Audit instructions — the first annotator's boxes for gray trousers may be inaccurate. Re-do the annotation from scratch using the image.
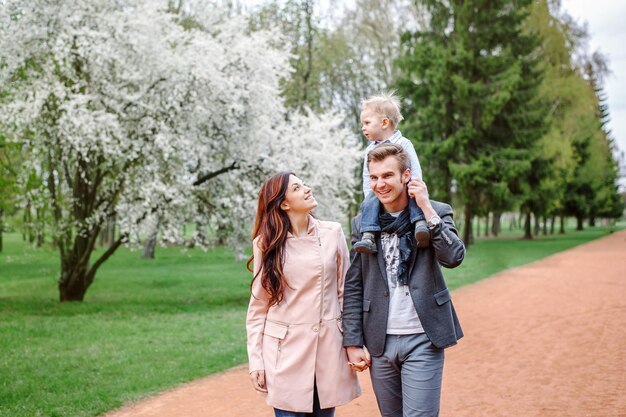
[370,333,444,417]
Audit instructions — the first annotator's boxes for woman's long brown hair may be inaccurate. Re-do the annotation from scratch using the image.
[246,172,293,306]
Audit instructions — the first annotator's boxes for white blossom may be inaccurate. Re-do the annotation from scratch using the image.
[0,0,360,262]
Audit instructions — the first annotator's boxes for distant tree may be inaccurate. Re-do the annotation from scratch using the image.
[546,10,625,230]
[516,0,587,238]
[584,68,624,224]
[263,0,322,111]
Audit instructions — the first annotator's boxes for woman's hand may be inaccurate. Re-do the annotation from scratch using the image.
[250,370,267,392]
[346,346,371,372]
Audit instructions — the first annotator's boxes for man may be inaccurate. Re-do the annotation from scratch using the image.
[343,143,465,417]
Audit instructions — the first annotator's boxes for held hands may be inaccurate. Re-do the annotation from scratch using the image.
[347,346,371,372]
[249,370,267,393]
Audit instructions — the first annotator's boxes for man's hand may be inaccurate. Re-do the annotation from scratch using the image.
[249,370,267,392]
[346,346,371,372]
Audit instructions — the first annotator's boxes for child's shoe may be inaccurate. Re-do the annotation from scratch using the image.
[414,220,430,247]
[353,232,377,254]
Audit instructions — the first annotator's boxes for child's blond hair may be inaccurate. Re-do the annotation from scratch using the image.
[361,91,404,129]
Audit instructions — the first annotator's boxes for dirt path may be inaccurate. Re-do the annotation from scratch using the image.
[103,230,626,417]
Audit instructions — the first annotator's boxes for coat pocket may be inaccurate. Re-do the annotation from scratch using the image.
[434,288,451,306]
[264,321,288,339]
[264,321,288,369]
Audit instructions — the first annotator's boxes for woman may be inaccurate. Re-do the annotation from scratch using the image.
[246,172,361,417]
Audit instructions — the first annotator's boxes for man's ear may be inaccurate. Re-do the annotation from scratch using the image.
[402,168,411,184]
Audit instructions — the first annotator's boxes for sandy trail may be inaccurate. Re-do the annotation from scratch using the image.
[103,230,626,417]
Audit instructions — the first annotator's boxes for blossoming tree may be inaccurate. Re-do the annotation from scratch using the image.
[0,0,359,301]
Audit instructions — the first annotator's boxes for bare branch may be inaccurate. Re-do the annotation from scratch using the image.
[192,161,240,186]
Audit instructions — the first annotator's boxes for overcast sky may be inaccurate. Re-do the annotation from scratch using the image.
[561,0,626,165]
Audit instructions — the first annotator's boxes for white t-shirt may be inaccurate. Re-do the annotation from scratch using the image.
[380,212,424,335]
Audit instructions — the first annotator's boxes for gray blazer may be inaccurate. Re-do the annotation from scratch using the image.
[342,201,465,356]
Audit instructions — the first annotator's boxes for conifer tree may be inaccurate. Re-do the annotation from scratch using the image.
[396,0,548,243]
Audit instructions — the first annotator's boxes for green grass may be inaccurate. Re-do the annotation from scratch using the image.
[0,235,251,417]
[0,221,622,417]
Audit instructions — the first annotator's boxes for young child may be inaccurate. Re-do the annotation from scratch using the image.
[353,92,430,254]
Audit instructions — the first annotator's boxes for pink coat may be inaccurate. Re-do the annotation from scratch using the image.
[246,217,361,412]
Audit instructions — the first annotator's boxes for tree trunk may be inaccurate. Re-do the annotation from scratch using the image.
[142,216,160,259]
[589,214,596,227]
[59,262,89,302]
[533,213,540,236]
[443,172,452,206]
[142,235,157,259]
[523,210,532,240]
[36,229,44,247]
[301,0,314,105]
[484,213,489,237]
[491,212,501,237]
[559,214,565,234]
[36,207,45,247]
[99,214,116,247]
[576,215,584,231]
[216,223,228,246]
[58,231,94,302]
[542,215,548,236]
[194,221,207,246]
[107,214,116,246]
[99,223,107,247]
[58,229,125,302]
[25,203,35,244]
[463,206,473,245]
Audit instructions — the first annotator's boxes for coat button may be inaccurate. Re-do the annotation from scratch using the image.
[383,291,389,297]
[312,327,319,332]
